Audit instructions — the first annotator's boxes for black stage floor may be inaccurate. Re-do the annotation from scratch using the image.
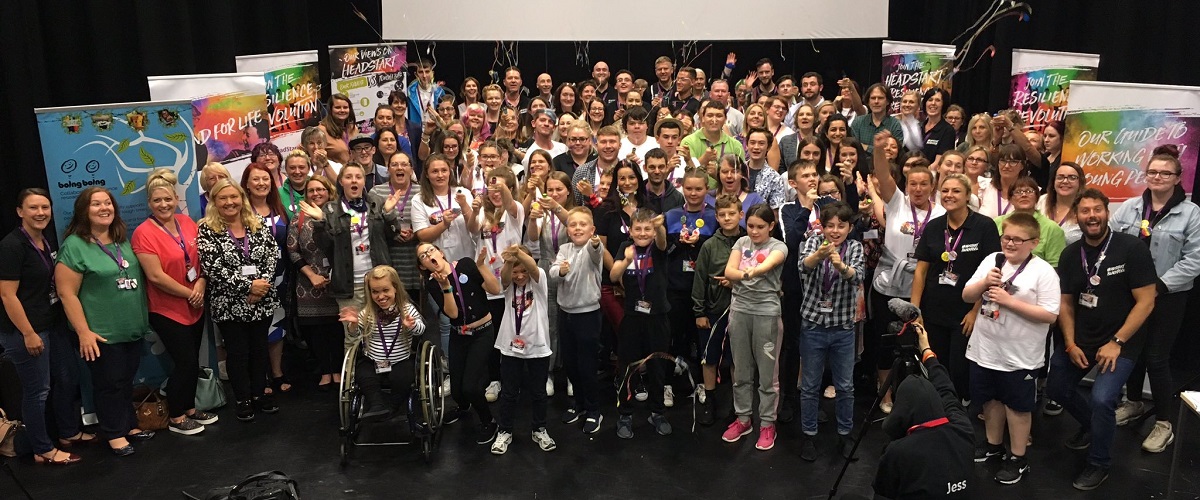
[4,366,1199,500]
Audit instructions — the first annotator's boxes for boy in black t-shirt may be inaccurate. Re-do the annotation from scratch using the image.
[608,209,671,439]
[1045,189,1157,491]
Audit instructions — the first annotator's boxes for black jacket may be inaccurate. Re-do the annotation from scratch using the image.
[874,357,974,500]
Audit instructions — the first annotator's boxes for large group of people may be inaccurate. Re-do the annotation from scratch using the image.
[1,53,1195,497]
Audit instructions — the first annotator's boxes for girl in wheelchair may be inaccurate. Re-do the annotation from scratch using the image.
[342,265,426,420]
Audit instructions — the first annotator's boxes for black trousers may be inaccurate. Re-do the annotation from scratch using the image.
[560,309,602,414]
[219,318,271,402]
[925,320,971,400]
[302,319,344,376]
[150,313,204,418]
[498,355,550,432]
[781,290,804,397]
[487,298,505,382]
[1126,291,1187,422]
[356,356,415,412]
[618,313,670,415]
[449,327,495,424]
[86,339,143,441]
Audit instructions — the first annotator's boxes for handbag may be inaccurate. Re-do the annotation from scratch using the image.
[0,407,20,457]
[134,389,170,431]
[195,367,227,411]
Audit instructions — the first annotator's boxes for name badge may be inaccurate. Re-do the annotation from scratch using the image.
[817,299,834,313]
[322,258,330,268]
[117,278,139,290]
[350,215,362,226]
[374,359,392,374]
[635,300,652,314]
[938,271,958,287]
[241,265,258,276]
[510,336,526,354]
[49,291,60,305]
[980,301,1001,322]
[1079,293,1099,309]
[682,260,696,272]
[186,267,198,282]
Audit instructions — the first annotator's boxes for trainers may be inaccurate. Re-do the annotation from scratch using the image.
[546,376,555,397]
[476,421,498,445]
[698,398,714,426]
[839,434,857,460]
[236,400,255,422]
[1065,430,1091,450]
[256,393,279,414]
[583,414,603,434]
[532,428,557,451]
[168,417,205,435]
[648,413,672,436]
[1072,464,1109,491]
[799,434,818,462]
[616,415,634,439]
[1142,421,1174,453]
[635,389,648,402]
[974,442,1004,463]
[561,407,582,425]
[1043,399,1063,416]
[1115,400,1150,426]
[567,380,574,397]
[755,425,777,451]
[485,381,501,403]
[995,454,1029,484]
[663,385,674,408]
[490,431,512,455]
[189,410,218,425]
[722,419,753,442]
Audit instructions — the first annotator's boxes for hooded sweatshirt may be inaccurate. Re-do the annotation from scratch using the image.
[874,358,974,500]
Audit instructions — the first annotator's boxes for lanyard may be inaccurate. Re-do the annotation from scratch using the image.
[512,283,527,335]
[996,191,1011,216]
[1142,201,1168,237]
[909,203,932,242]
[151,216,191,268]
[446,263,470,328]
[390,183,413,218]
[93,238,129,277]
[1002,253,1034,288]
[548,214,561,252]
[1080,231,1113,291]
[1056,209,1070,226]
[228,228,251,261]
[485,217,500,254]
[943,226,965,269]
[634,245,650,297]
[283,183,303,213]
[434,191,453,214]
[821,241,848,296]
[342,200,367,235]
[20,227,54,275]
[377,313,405,359]
[907,417,949,435]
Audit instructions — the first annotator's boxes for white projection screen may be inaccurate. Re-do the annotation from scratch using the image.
[382,0,889,41]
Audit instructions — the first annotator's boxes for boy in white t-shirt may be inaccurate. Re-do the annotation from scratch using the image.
[962,212,1060,485]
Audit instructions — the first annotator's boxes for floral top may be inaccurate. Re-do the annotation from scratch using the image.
[286,214,339,319]
[198,218,280,323]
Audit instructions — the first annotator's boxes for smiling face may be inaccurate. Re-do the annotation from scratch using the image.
[899,93,918,115]
[149,186,178,221]
[17,194,52,232]
[939,154,964,176]
[534,114,555,137]
[331,98,351,121]
[1076,196,1108,240]
[616,166,639,195]
[616,73,633,94]
[352,141,375,165]
[257,150,279,173]
[1054,165,1080,198]
[966,150,989,178]
[747,132,769,160]
[924,92,943,117]
[597,134,620,162]
[939,178,969,212]
[768,100,787,122]
[536,73,553,94]
[596,174,612,200]
[905,171,933,206]
[745,105,765,128]
[645,157,669,185]
[882,138,899,160]
[655,61,674,84]
[588,100,606,123]
[825,119,847,145]
[567,128,590,156]
[1146,158,1180,195]
[285,156,310,187]
[593,62,610,85]
[484,89,503,111]
[823,216,850,245]
[247,168,273,199]
[464,79,478,100]
[838,145,858,168]
[580,84,596,103]
[305,179,330,206]
[1000,224,1038,262]
[374,108,395,130]
[368,275,397,310]
[528,154,550,179]
[388,153,412,186]
[559,86,576,109]
[215,185,243,220]
[702,107,725,134]
[566,211,594,245]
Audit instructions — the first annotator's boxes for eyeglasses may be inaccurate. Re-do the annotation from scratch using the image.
[567,137,589,143]
[1146,170,1179,179]
[818,191,839,197]
[418,248,437,260]
[480,154,501,160]
[966,157,987,163]
[1001,235,1036,245]
[305,187,328,195]
[1055,174,1080,182]
[998,159,1023,166]
[352,146,373,153]
[1012,188,1037,196]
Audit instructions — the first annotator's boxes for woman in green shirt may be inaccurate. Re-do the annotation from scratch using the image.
[994,176,1067,267]
[55,187,152,457]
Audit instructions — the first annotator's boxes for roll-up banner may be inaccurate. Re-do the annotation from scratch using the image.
[328,42,407,135]
[1010,49,1100,132]
[235,50,323,153]
[881,41,956,115]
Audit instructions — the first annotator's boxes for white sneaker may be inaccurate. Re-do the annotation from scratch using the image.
[485,381,501,403]
[567,380,574,397]
[441,376,451,397]
[1115,400,1150,426]
[1142,421,1174,453]
[696,386,707,404]
[490,431,512,455]
[546,376,555,397]
[663,385,674,408]
[635,389,648,402]
[532,428,557,451]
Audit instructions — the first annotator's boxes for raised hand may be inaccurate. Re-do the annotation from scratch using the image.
[297,200,324,220]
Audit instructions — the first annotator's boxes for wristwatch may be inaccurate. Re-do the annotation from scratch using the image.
[1111,336,1126,347]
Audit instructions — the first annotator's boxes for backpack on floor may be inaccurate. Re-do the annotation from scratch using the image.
[194,471,300,500]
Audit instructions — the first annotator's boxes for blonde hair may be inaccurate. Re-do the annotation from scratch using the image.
[146,168,178,200]
[285,148,311,165]
[482,166,517,227]
[358,265,412,341]
[199,162,231,195]
[565,206,593,224]
[938,172,974,194]
[201,179,262,232]
[306,175,339,204]
[964,113,994,150]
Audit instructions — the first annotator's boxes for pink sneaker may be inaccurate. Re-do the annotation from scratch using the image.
[722,419,753,442]
[755,425,777,450]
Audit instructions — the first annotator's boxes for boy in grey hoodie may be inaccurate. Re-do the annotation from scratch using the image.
[550,207,606,434]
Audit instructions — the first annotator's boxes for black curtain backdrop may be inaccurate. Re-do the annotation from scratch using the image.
[2,0,1198,230]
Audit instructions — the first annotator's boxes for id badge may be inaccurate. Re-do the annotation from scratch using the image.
[938,271,958,286]
[350,215,362,226]
[48,290,59,305]
[636,300,652,314]
[682,260,696,272]
[127,278,138,290]
[980,301,1000,321]
[241,265,258,276]
[117,278,127,290]
[510,337,527,355]
[186,267,198,282]
[906,252,915,260]
[374,359,392,374]
[322,258,330,268]
[1079,293,1099,309]
[817,300,834,313]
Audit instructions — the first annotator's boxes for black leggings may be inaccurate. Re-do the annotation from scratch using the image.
[449,327,495,424]
[150,313,203,418]
[924,320,970,399]
[356,356,415,412]
[303,319,344,376]
[1126,291,1187,422]
[868,289,906,371]
[487,298,505,382]
[219,318,271,402]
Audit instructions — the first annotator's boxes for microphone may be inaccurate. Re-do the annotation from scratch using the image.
[887,298,921,323]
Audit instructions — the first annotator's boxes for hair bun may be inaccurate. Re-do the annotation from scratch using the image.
[1152,144,1181,159]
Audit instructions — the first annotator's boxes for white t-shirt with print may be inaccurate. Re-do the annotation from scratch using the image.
[965,252,1061,371]
[494,268,551,359]
[410,187,476,264]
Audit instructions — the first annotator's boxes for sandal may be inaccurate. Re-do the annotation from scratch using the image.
[272,376,293,393]
[58,432,97,447]
[34,449,81,465]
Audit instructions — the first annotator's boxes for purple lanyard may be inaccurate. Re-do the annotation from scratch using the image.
[19,227,53,275]
[434,191,453,214]
[996,191,1011,216]
[93,238,128,276]
[1080,231,1113,291]
[821,241,847,296]
[549,215,561,252]
[703,139,727,160]
[390,183,413,218]
[943,226,965,270]
[512,284,527,335]
[376,314,405,359]
[634,245,650,297]
[1003,254,1034,289]
[909,203,932,242]
[446,263,470,328]
[619,211,630,235]
[342,201,367,235]
[151,216,191,268]
[227,228,251,261]
[1056,210,1070,226]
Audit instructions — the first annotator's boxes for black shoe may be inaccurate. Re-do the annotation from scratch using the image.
[1072,464,1109,491]
[817,409,829,424]
[257,393,279,414]
[974,442,1004,462]
[839,434,857,461]
[126,430,155,442]
[648,413,672,436]
[110,444,136,457]
[799,435,818,462]
[1043,399,1063,416]
[616,415,634,439]
[778,394,796,423]
[1065,430,1091,450]
[236,400,255,422]
[561,407,582,425]
[995,454,1029,484]
[697,398,714,426]
[476,421,498,445]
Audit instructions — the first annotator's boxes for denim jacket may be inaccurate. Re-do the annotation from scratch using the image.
[1110,196,1200,293]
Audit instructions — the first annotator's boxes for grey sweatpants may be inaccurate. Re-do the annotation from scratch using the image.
[728,309,783,424]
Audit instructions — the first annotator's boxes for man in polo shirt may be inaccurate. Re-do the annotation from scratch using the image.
[708,80,744,139]
[522,109,566,168]
[681,102,745,171]
[1047,188,1157,491]
[571,125,622,206]
[850,83,905,154]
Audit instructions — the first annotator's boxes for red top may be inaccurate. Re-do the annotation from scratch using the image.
[132,214,203,325]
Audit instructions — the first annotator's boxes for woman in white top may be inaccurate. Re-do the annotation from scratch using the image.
[765,96,795,143]
[869,131,945,412]
[978,144,1025,218]
[894,91,923,153]
[1037,161,1085,245]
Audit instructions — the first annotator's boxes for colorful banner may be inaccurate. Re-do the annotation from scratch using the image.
[236,51,323,153]
[1062,81,1200,202]
[328,42,407,135]
[881,41,956,115]
[1010,49,1100,132]
[147,73,268,182]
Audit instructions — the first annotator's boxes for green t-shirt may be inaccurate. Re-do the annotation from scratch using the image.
[994,211,1067,267]
[57,234,150,343]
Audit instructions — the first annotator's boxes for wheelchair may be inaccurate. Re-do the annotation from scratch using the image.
[338,337,447,465]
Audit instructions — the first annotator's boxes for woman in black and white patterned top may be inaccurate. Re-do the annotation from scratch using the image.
[197,180,280,422]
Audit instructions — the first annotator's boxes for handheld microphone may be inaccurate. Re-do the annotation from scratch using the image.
[887,298,921,323]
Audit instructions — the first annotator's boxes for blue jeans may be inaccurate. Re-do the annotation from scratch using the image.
[800,320,856,435]
[0,324,82,454]
[1045,348,1135,468]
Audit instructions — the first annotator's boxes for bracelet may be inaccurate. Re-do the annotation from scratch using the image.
[921,350,936,362]
[442,288,453,293]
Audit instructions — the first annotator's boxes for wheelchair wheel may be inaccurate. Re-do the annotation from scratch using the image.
[416,340,447,462]
[339,339,363,466]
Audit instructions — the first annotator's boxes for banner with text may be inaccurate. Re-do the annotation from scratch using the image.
[328,42,407,135]
[148,73,268,183]
[1062,81,1200,202]
[236,51,323,153]
[1010,49,1100,132]
[881,41,955,115]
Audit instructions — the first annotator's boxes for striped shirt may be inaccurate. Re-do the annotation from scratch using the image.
[364,302,425,364]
